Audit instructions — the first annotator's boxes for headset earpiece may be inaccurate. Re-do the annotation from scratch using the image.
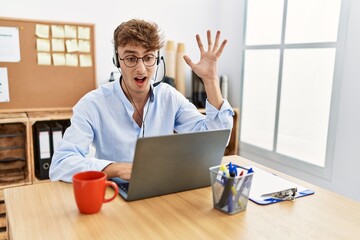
[113,46,120,68]
[158,56,164,65]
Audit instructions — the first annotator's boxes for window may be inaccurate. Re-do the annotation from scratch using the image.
[239,0,347,177]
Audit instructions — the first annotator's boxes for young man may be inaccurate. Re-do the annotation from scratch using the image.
[49,19,234,182]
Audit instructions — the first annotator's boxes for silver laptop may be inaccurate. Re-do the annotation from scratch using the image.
[110,129,231,201]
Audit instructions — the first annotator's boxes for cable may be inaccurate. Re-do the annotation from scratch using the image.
[119,73,151,138]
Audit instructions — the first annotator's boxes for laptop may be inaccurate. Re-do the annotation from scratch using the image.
[110,129,231,201]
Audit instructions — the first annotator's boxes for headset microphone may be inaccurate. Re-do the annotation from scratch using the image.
[153,56,166,87]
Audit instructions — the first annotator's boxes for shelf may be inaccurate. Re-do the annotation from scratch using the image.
[27,109,73,184]
[0,115,31,190]
[27,110,73,122]
[0,109,73,188]
[0,113,27,124]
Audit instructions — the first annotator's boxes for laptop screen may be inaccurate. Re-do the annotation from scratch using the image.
[112,129,231,201]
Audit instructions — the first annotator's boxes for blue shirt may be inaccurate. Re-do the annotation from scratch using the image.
[49,79,234,182]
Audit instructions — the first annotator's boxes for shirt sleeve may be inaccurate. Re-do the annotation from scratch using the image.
[205,99,234,126]
[49,100,113,182]
[174,94,234,133]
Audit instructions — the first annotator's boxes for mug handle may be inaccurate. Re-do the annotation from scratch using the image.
[103,181,119,203]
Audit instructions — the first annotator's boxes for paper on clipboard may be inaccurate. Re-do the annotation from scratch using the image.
[249,166,314,205]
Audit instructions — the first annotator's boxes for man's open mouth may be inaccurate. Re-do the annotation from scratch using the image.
[135,77,146,83]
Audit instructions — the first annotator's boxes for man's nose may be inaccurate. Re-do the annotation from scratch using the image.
[135,59,146,71]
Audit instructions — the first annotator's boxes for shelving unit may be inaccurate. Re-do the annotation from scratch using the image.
[0,189,6,240]
[0,113,32,240]
[27,110,73,184]
[0,109,72,187]
[0,113,32,190]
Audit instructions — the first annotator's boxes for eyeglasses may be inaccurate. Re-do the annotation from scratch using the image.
[119,54,158,68]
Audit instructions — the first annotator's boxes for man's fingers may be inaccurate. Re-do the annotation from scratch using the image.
[183,55,194,68]
[216,39,228,57]
[207,30,212,51]
[212,31,221,52]
[196,34,204,53]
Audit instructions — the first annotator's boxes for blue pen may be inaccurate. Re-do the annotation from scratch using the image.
[228,162,237,177]
[227,162,240,213]
[217,164,235,212]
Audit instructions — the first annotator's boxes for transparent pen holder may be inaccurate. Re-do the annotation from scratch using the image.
[209,165,254,215]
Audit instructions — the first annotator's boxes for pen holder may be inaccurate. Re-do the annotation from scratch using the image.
[209,165,254,215]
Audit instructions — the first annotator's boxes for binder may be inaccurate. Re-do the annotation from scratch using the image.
[48,121,63,156]
[33,122,51,180]
[58,119,71,134]
[249,166,314,205]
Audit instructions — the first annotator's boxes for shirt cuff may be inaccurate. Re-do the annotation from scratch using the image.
[89,158,114,172]
[205,99,234,121]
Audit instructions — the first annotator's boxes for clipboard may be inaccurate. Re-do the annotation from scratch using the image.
[249,166,314,205]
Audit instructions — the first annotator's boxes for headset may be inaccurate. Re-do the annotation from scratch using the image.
[112,46,121,68]
[112,44,165,87]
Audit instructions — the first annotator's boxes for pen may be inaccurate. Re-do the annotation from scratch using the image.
[228,163,238,212]
[217,164,234,210]
[234,167,254,208]
[233,170,245,209]
[227,163,236,213]
[235,170,244,191]
[220,164,229,177]
[228,162,237,177]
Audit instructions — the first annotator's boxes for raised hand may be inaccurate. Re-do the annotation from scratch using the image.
[183,30,227,109]
[183,30,227,84]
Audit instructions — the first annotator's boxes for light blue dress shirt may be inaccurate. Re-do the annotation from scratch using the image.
[49,79,234,182]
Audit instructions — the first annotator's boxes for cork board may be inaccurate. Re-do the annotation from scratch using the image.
[0,17,96,111]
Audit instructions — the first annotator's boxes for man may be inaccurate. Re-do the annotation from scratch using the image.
[49,19,234,182]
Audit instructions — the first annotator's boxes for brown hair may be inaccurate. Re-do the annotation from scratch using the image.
[113,19,164,51]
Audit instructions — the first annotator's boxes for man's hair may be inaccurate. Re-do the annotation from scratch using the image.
[113,19,164,51]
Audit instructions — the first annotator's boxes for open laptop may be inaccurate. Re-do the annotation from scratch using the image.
[110,129,231,201]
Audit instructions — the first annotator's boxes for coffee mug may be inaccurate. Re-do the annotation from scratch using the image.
[72,171,119,214]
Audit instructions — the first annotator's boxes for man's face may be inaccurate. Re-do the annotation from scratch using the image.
[117,44,158,96]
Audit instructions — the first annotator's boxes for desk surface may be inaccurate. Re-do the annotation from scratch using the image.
[5,155,360,240]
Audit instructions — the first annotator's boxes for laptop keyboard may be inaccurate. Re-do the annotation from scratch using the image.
[119,182,129,193]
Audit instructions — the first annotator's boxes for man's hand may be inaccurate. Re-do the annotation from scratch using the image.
[183,30,227,84]
[102,162,132,180]
[183,30,227,109]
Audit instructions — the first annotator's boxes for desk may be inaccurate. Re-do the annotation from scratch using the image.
[4,155,360,240]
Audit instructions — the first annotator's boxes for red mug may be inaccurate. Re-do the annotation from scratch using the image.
[72,171,118,214]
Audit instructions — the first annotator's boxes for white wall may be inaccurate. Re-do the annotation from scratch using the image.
[2,0,360,201]
[218,0,245,108]
[330,0,360,201]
